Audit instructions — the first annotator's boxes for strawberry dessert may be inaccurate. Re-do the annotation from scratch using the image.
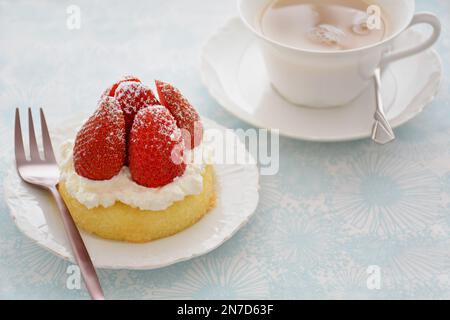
[58,76,215,243]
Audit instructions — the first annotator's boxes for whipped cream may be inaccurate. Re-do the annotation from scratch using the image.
[59,140,207,211]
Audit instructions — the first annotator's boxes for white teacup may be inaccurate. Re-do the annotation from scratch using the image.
[238,0,441,108]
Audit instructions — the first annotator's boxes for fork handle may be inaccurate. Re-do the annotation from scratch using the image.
[49,186,105,300]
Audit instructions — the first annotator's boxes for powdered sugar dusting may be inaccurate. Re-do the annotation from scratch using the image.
[101,75,141,98]
[129,105,187,188]
[73,96,126,180]
[156,80,203,149]
[159,82,199,125]
[115,81,159,116]
[131,105,181,142]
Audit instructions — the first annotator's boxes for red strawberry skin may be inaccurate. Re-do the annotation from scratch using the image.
[155,80,203,149]
[103,76,160,135]
[114,81,160,134]
[73,97,126,180]
[128,106,186,188]
[103,75,141,98]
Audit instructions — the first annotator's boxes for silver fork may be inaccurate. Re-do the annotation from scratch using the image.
[15,108,104,300]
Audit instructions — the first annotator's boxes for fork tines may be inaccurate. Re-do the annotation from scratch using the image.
[15,108,56,165]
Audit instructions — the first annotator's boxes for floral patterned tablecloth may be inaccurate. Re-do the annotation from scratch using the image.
[1,0,449,299]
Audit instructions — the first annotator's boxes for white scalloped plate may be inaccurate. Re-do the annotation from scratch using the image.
[201,18,443,141]
[4,116,259,269]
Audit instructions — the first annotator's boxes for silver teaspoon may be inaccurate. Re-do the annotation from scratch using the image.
[371,68,395,144]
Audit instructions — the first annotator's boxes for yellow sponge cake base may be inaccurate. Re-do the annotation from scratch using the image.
[58,165,215,243]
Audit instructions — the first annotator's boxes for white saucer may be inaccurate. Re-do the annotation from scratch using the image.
[4,116,259,269]
[201,18,443,142]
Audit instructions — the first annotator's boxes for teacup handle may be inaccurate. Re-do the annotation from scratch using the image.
[381,13,441,67]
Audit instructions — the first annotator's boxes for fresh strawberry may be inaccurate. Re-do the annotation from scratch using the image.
[73,97,126,180]
[155,80,203,149]
[102,75,141,98]
[103,76,160,135]
[114,82,160,133]
[128,105,186,188]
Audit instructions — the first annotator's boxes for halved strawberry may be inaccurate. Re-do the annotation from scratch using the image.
[155,80,203,149]
[128,106,186,188]
[73,97,126,180]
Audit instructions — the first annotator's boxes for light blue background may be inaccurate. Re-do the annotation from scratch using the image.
[0,0,449,299]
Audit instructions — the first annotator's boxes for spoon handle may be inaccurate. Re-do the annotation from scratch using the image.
[371,68,395,145]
